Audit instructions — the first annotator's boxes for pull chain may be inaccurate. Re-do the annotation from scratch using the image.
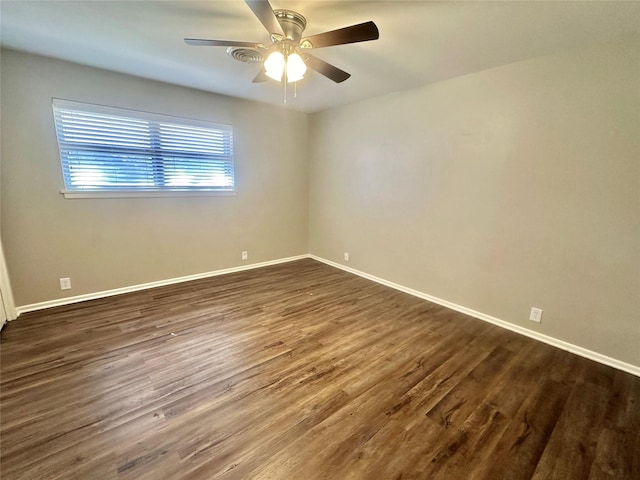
[283,75,287,105]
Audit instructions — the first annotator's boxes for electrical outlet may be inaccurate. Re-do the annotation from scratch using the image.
[529,307,543,323]
[59,277,71,290]
[241,251,248,261]
[344,252,350,262]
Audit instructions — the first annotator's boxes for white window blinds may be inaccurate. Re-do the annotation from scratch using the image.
[52,99,235,193]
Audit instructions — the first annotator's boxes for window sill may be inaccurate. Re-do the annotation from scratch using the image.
[60,190,237,199]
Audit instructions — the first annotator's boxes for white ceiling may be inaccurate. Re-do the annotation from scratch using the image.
[1,1,639,113]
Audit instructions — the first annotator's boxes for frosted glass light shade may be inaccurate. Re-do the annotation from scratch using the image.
[286,53,306,82]
[265,51,285,81]
[264,51,307,83]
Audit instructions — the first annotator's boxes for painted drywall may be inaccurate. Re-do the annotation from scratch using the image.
[1,49,309,306]
[308,38,640,366]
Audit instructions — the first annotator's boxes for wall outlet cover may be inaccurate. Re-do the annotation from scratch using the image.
[529,307,543,323]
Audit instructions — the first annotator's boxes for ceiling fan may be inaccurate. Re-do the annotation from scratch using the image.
[184,0,379,84]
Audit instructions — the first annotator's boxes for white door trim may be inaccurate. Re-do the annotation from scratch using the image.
[0,240,17,321]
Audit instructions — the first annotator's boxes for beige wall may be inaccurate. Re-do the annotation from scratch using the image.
[1,49,309,306]
[309,38,640,366]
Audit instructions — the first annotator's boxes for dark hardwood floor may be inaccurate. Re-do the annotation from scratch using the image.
[1,259,638,479]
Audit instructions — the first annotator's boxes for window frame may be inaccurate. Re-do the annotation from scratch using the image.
[52,99,236,198]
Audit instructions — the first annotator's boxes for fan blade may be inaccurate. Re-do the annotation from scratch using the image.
[304,54,351,83]
[252,70,269,83]
[245,0,284,36]
[301,21,379,49]
[185,38,260,48]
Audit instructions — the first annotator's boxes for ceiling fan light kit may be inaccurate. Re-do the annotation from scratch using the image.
[185,0,379,94]
[264,50,306,82]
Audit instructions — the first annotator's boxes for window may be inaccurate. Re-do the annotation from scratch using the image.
[52,99,235,197]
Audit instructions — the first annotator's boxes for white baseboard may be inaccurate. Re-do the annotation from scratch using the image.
[14,255,308,317]
[309,255,640,378]
[12,253,639,377]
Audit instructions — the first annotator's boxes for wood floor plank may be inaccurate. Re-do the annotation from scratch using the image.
[588,371,640,479]
[470,377,572,480]
[531,380,612,479]
[1,259,638,479]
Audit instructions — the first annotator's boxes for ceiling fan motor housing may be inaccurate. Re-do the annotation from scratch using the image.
[273,10,307,43]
